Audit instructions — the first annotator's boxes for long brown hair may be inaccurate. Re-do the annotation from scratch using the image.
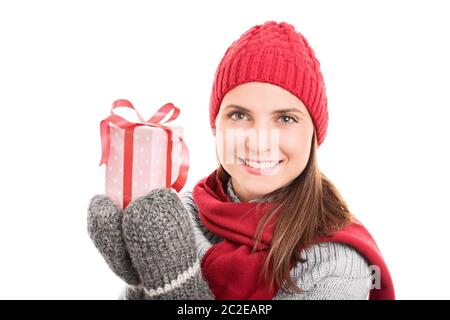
[216,130,354,294]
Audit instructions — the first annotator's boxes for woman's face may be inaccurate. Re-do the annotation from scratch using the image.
[214,82,315,202]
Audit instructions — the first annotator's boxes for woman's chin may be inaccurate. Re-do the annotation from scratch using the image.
[234,180,278,198]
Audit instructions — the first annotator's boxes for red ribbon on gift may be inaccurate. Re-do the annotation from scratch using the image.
[99,99,189,209]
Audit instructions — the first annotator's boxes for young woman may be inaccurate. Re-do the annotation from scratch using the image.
[87,20,395,300]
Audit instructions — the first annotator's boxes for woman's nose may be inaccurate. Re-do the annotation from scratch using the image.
[245,125,280,155]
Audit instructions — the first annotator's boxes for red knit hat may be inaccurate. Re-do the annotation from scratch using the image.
[209,20,328,147]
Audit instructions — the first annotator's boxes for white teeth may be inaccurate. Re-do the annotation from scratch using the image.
[244,160,280,169]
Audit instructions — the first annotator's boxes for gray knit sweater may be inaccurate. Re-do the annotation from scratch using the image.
[179,178,372,300]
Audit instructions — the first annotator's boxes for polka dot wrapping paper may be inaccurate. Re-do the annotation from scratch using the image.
[99,99,189,210]
[104,124,184,210]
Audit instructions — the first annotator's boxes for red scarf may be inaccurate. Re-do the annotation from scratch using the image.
[192,170,395,300]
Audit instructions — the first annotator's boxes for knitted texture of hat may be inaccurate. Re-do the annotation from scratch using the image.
[209,20,328,146]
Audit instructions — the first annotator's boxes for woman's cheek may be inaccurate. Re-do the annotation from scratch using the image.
[281,128,309,159]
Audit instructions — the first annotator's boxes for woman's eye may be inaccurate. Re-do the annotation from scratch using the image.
[228,112,298,124]
[229,111,248,121]
[279,115,298,124]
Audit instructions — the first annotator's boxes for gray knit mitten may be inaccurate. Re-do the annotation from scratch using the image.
[87,188,214,300]
[87,195,144,299]
[122,188,214,300]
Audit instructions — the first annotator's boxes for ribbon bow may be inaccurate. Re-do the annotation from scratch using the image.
[99,99,189,208]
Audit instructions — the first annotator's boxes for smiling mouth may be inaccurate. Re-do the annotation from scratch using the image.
[238,157,283,169]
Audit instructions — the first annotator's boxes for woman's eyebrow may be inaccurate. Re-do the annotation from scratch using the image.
[224,104,306,117]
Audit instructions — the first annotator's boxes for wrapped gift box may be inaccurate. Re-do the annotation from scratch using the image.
[99,99,189,209]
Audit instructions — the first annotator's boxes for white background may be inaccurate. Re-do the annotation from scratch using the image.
[0,0,449,299]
